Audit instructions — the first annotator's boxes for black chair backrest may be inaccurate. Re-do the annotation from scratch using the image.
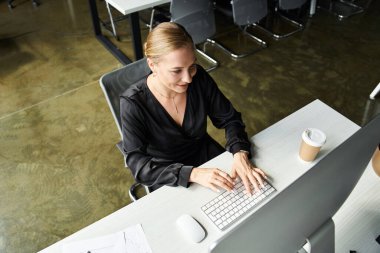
[170,0,216,44]
[215,0,268,26]
[231,0,268,26]
[170,0,209,20]
[279,0,308,10]
[99,58,150,138]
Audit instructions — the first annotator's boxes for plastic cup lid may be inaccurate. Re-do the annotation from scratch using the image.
[302,128,326,147]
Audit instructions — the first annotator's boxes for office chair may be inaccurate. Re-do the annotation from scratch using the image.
[99,58,151,202]
[317,0,364,20]
[150,0,219,72]
[254,0,308,40]
[212,0,268,59]
[8,0,39,9]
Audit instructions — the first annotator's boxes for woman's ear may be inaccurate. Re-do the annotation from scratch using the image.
[147,58,155,73]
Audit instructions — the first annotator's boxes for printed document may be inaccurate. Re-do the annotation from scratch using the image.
[62,224,152,253]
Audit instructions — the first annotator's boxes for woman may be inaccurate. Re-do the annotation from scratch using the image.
[120,22,266,195]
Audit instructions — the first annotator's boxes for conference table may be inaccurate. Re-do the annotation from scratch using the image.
[39,99,360,253]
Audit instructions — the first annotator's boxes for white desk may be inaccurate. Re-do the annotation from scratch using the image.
[106,0,170,15]
[39,99,359,253]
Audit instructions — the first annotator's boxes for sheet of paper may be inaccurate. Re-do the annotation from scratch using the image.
[123,224,152,253]
[61,224,152,253]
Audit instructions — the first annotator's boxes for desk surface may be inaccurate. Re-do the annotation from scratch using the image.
[39,99,359,253]
[106,0,171,15]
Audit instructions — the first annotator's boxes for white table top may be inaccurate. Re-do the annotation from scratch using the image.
[39,99,359,253]
[105,0,171,15]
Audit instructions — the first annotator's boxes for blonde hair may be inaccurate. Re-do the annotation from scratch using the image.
[144,22,195,63]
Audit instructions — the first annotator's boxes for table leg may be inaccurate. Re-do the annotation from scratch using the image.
[309,0,317,17]
[88,0,131,64]
[89,0,102,36]
[130,12,144,60]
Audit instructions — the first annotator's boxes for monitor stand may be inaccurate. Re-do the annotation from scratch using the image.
[298,219,334,253]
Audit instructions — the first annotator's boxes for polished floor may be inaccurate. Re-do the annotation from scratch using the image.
[0,0,379,252]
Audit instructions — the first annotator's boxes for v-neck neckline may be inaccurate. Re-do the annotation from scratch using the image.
[144,80,189,129]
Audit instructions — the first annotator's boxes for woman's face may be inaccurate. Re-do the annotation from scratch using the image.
[149,46,197,94]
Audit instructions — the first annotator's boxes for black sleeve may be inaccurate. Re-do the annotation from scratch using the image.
[120,96,193,189]
[199,67,251,156]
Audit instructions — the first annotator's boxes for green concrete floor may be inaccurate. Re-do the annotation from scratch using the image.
[0,0,379,252]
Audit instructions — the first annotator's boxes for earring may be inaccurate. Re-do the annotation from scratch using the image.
[153,72,157,77]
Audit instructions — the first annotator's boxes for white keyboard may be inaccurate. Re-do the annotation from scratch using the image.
[201,180,276,230]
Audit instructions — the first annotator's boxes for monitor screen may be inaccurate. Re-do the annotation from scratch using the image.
[209,114,380,253]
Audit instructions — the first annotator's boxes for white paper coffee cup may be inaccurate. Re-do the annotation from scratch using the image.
[299,128,326,162]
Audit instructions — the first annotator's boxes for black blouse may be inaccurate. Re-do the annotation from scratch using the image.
[120,65,251,190]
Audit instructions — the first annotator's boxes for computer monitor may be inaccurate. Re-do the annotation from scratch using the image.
[209,114,380,253]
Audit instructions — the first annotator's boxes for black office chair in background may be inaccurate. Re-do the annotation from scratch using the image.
[317,0,364,20]
[8,0,39,9]
[99,58,151,202]
[150,0,219,72]
[172,0,219,71]
[212,0,268,59]
[254,0,308,40]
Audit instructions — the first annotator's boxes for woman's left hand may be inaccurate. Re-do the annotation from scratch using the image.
[231,151,267,196]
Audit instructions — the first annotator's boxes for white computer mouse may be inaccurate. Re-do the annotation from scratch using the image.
[176,214,206,243]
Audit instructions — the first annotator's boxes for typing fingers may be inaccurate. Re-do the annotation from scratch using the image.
[254,168,268,181]
[230,168,237,180]
[212,172,234,192]
[240,176,253,196]
[191,167,236,193]
[240,169,268,195]
[255,168,270,191]
[208,183,221,193]
[250,169,264,188]
[217,170,235,185]
[247,172,261,194]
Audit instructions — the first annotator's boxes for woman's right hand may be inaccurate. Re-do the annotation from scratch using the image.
[189,167,235,192]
